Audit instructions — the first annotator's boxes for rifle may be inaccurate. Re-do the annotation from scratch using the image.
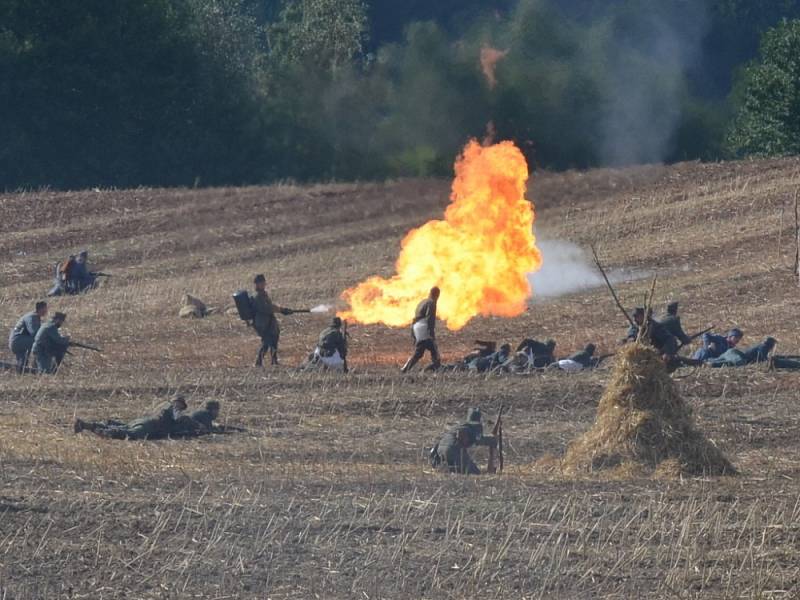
[92,272,111,278]
[677,326,714,350]
[487,406,505,474]
[343,320,349,373]
[281,308,311,315]
[593,353,615,366]
[69,341,102,352]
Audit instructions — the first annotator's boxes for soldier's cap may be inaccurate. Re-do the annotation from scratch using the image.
[667,301,679,314]
[331,316,342,328]
[205,400,221,411]
[466,407,482,424]
[79,250,88,257]
[253,274,266,284]
[52,312,67,321]
[585,343,596,354]
[171,393,187,407]
[727,328,743,339]
[632,307,645,317]
[430,286,440,297]
[499,343,511,352]
[764,337,777,348]
[35,301,47,312]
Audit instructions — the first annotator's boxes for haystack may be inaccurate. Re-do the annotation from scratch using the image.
[561,343,735,477]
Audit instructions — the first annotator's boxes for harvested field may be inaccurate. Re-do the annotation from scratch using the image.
[2,157,800,598]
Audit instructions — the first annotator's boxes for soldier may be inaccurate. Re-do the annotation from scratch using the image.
[401,287,441,373]
[31,312,70,374]
[8,301,48,373]
[558,343,598,372]
[692,328,743,362]
[625,307,678,357]
[251,274,291,367]
[173,400,221,434]
[72,250,97,292]
[74,395,188,440]
[516,338,556,368]
[472,343,511,372]
[430,408,497,475]
[307,317,348,372]
[656,302,691,346]
[708,337,776,368]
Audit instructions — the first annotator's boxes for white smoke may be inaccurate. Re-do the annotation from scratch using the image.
[529,239,646,299]
[310,304,334,314]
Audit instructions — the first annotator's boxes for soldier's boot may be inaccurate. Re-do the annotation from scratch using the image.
[255,348,265,367]
[270,350,279,366]
[401,356,419,373]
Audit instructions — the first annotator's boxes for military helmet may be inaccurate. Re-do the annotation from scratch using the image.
[205,400,221,411]
[667,301,679,315]
[545,339,556,350]
[52,311,67,322]
[253,274,266,284]
[466,408,482,424]
[331,316,343,328]
[171,393,187,409]
[585,343,596,354]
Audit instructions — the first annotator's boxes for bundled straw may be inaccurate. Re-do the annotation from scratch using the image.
[561,342,735,477]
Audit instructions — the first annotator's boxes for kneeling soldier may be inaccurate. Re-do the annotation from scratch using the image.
[31,312,70,374]
[8,301,48,373]
[430,408,497,475]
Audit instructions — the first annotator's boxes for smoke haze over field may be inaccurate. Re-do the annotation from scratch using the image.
[529,240,646,299]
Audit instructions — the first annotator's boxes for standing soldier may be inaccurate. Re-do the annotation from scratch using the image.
[31,312,70,374]
[430,408,497,475]
[8,301,48,373]
[401,287,441,373]
[251,274,291,367]
[656,302,691,346]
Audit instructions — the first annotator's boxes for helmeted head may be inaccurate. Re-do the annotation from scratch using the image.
[331,317,342,329]
[171,394,187,412]
[466,407,482,424]
[726,328,743,347]
[666,301,679,316]
[499,343,511,355]
[764,337,777,352]
[584,343,596,355]
[254,274,266,290]
[430,286,440,300]
[35,301,48,317]
[632,307,645,325]
[205,400,221,418]
[52,312,67,327]
[545,339,556,352]
[77,250,88,263]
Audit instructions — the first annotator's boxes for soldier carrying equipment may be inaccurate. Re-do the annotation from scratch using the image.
[249,274,294,367]
[401,287,441,373]
[429,408,497,475]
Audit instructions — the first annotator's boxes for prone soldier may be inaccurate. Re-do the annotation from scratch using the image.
[74,395,188,440]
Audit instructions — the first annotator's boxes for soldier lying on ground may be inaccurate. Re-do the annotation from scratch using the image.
[302,317,348,372]
[471,343,511,372]
[556,344,603,372]
[8,301,48,373]
[515,338,556,368]
[172,401,222,435]
[429,408,497,475]
[707,337,776,368]
[74,395,188,440]
[692,328,743,362]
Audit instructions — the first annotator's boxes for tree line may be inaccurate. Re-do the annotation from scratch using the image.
[1,0,799,190]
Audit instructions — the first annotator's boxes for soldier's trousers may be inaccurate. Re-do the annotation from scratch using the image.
[402,340,441,372]
[443,445,480,475]
[34,353,57,374]
[9,337,33,374]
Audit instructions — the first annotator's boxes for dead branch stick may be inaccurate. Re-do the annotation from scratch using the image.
[591,244,635,328]
[794,188,800,284]
[639,276,658,343]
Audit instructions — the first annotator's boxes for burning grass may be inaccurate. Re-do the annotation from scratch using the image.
[559,343,736,478]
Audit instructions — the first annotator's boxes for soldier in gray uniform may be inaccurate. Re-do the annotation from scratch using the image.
[31,312,70,374]
[401,287,441,373]
[8,301,48,373]
[655,302,691,346]
[430,408,497,475]
[565,343,597,368]
[173,401,221,434]
[252,274,291,367]
[74,395,188,440]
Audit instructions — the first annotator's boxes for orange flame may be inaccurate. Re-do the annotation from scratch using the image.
[339,140,542,331]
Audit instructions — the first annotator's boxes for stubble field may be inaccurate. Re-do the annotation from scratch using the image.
[2,156,800,598]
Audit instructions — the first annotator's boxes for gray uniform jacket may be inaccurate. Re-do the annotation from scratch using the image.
[31,322,69,358]
[8,312,41,353]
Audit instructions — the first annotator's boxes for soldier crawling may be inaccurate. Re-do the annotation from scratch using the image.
[74,395,188,439]
[430,408,497,475]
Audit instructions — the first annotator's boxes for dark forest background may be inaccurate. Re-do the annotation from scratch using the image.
[2,0,800,189]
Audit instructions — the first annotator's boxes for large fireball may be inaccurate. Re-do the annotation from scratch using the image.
[339,140,542,331]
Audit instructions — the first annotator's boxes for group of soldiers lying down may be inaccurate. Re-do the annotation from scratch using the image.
[73,395,228,440]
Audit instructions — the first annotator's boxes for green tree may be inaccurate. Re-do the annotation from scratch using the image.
[726,19,800,157]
